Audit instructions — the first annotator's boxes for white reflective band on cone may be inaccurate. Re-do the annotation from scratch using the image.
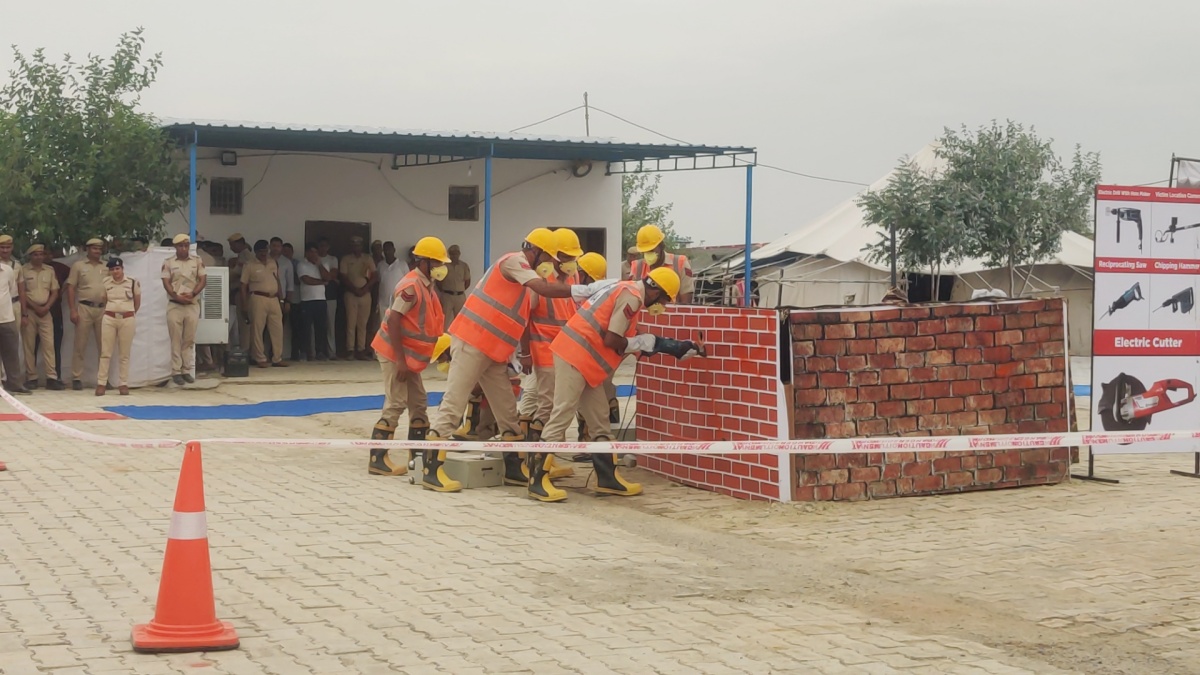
[168,511,208,540]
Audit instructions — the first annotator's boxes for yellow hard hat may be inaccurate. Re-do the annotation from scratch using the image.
[576,252,606,281]
[524,228,558,257]
[635,224,665,252]
[432,334,451,361]
[552,228,583,258]
[646,267,680,302]
[413,236,451,263]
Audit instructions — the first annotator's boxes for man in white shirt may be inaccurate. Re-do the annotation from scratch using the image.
[296,241,333,360]
[0,261,28,394]
[376,241,409,315]
[317,237,339,359]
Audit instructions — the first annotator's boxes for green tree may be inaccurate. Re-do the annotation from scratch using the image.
[622,173,690,252]
[0,28,188,251]
[940,120,1101,292]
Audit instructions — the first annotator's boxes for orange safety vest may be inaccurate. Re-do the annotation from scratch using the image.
[449,252,531,362]
[528,272,578,368]
[628,252,689,284]
[551,280,642,388]
[371,270,444,372]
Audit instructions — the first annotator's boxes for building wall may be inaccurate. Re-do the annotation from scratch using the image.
[164,149,621,274]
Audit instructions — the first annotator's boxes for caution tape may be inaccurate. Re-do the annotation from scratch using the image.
[3,387,1197,455]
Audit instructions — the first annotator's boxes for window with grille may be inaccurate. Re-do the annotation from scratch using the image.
[210,177,244,215]
[448,186,479,222]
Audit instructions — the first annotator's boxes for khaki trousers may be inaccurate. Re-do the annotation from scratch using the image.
[236,298,252,351]
[167,302,200,375]
[249,294,283,364]
[378,358,429,427]
[517,366,556,423]
[72,304,104,381]
[98,314,135,386]
[439,291,465,330]
[430,338,520,439]
[21,311,55,380]
[542,354,612,442]
[344,291,372,352]
[0,302,18,380]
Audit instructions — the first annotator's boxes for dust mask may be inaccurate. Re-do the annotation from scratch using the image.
[536,261,557,279]
[646,303,666,316]
[560,261,578,276]
[643,251,659,267]
[436,361,450,373]
[430,265,448,282]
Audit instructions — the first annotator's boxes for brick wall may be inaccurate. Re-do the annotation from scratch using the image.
[789,299,1073,501]
[635,306,785,501]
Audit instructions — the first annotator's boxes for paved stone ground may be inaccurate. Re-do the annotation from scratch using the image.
[0,360,1196,674]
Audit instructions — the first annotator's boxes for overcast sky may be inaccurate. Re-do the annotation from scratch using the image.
[4,0,1198,246]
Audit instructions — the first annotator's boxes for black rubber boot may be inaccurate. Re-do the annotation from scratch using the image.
[421,442,462,493]
[501,431,528,486]
[452,395,482,440]
[407,418,428,471]
[593,448,642,496]
[527,452,567,503]
[368,419,406,476]
[609,398,620,424]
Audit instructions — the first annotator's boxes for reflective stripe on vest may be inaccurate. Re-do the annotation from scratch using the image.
[529,273,577,368]
[448,252,531,362]
[550,281,641,388]
[371,270,445,372]
[629,253,687,285]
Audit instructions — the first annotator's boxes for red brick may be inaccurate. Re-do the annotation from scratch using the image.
[873,309,902,321]
[877,400,906,417]
[836,453,868,469]
[1021,448,1049,464]
[1035,310,1061,326]
[935,332,966,348]
[888,416,917,434]
[1017,420,1048,433]
[1010,374,1036,389]
[814,407,846,424]
[825,323,855,339]
[1011,343,1041,360]
[906,399,934,416]
[834,482,867,501]
[849,371,881,386]
[868,353,898,369]
[1026,358,1053,373]
[1025,388,1052,403]
[824,421,858,437]
[981,346,1011,363]
[846,402,875,419]
[913,475,945,492]
[965,331,995,347]
[858,418,889,435]
[850,466,881,482]
[819,372,850,388]
[901,307,932,320]
[882,462,903,480]
[881,369,909,384]
[796,388,827,406]
[1037,372,1065,387]
[794,373,818,388]
[996,330,1024,345]
[1036,402,1064,418]
[859,385,890,402]
[1024,327,1052,344]
[918,414,947,429]
[792,323,823,340]
[975,316,1004,331]
[842,311,875,323]
[866,322,891,338]
[826,387,858,404]
[918,319,946,335]
[954,348,983,364]
[818,468,849,484]
[933,456,961,473]
[910,367,938,383]
[891,383,923,400]
[848,339,878,354]
[1004,464,1036,481]
[926,349,954,365]
[805,356,835,372]
[947,411,979,428]
[793,341,815,357]
[945,317,974,332]
[836,355,868,371]
[813,485,835,500]
[903,461,932,477]
[906,336,936,351]
[895,477,915,495]
[1004,313,1036,329]
[816,340,847,356]
[945,471,974,488]
[937,365,967,380]
[804,454,837,471]
[868,480,897,498]
[975,467,1002,483]
[966,363,996,379]
[888,322,917,337]
[933,305,968,317]
[994,362,1023,377]
[950,380,981,396]
[965,394,995,410]
[935,397,964,413]
[978,409,1007,425]
[990,423,1018,434]
[897,352,925,368]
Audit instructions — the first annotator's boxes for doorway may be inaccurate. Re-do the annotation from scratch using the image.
[304,221,372,356]
[575,227,606,257]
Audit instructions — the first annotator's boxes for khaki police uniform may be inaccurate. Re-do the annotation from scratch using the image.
[339,253,376,353]
[162,255,206,375]
[437,259,470,329]
[98,277,138,387]
[230,245,255,350]
[0,258,21,380]
[67,259,109,381]
[242,258,283,365]
[20,264,59,381]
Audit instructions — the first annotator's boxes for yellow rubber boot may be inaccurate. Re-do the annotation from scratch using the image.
[527,452,567,503]
[452,395,482,441]
[368,419,407,476]
[421,433,462,492]
[592,451,642,496]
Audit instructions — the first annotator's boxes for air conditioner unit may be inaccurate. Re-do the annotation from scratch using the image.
[197,266,229,344]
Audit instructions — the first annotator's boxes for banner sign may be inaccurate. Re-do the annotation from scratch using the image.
[1092,185,1200,454]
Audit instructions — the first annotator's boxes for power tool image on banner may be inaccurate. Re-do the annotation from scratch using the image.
[1154,287,1195,315]
[1098,373,1196,434]
[1108,207,1143,251]
[1155,216,1200,244]
[1100,282,1144,320]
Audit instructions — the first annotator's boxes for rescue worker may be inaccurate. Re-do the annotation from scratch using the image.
[422,228,575,493]
[339,235,377,360]
[533,267,701,502]
[628,224,695,304]
[19,245,63,389]
[67,238,109,390]
[567,252,621,453]
[161,234,207,385]
[367,236,450,476]
[96,258,140,396]
[240,239,288,368]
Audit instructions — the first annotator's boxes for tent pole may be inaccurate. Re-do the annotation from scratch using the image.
[743,165,754,306]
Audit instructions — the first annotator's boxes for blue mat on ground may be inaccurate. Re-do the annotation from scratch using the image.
[106,384,638,420]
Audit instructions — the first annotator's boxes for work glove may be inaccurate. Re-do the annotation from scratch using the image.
[649,337,703,361]
[624,333,657,354]
[570,279,620,303]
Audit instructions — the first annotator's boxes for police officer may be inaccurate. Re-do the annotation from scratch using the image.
[436,244,471,329]
[67,238,109,390]
[96,258,140,396]
[161,233,207,385]
[339,236,377,360]
[20,245,63,389]
[240,239,287,369]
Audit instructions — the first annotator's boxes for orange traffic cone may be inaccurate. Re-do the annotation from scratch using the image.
[132,442,239,653]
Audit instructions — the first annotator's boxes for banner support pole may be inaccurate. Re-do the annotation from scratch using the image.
[1071,448,1120,484]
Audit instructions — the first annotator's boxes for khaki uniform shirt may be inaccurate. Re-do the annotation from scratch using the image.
[389,269,433,315]
[197,249,218,268]
[103,277,139,313]
[339,254,376,290]
[607,285,645,336]
[241,258,280,296]
[228,248,254,280]
[161,255,206,295]
[67,259,109,303]
[0,264,16,323]
[498,254,539,286]
[21,265,59,306]
[441,260,470,292]
[2,259,23,300]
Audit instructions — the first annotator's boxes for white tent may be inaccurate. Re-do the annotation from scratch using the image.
[709,142,1097,353]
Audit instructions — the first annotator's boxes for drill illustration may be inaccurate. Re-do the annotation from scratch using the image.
[1108,207,1143,251]
[1156,216,1200,244]
[1154,287,1195,314]
[1101,282,1143,319]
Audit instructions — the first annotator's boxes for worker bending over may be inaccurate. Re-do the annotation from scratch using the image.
[628,224,695,304]
[367,237,451,476]
[533,267,702,502]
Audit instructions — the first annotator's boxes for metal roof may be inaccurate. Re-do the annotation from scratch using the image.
[159,117,754,163]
